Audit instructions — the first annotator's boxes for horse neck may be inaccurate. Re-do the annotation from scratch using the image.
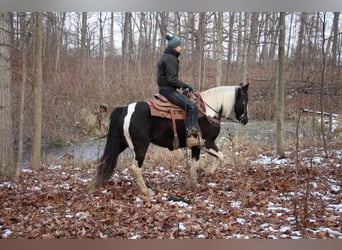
[201,86,236,118]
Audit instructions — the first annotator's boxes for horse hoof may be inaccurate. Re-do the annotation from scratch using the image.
[142,188,155,197]
[190,181,200,190]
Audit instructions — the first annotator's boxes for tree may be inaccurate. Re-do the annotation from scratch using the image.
[16,12,30,181]
[0,12,15,178]
[122,12,132,85]
[31,12,43,170]
[225,12,235,85]
[215,12,223,87]
[276,12,286,158]
[80,12,88,80]
[241,12,250,84]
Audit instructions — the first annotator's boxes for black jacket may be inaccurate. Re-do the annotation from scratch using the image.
[156,47,187,90]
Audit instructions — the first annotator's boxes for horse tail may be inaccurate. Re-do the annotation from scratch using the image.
[89,106,127,190]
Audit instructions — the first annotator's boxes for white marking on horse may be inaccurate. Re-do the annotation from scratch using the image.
[201,86,236,118]
[123,103,136,150]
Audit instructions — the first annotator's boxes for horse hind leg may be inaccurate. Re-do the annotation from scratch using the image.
[130,148,154,197]
[131,161,154,196]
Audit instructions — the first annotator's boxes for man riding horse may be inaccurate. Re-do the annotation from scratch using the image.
[156,34,203,147]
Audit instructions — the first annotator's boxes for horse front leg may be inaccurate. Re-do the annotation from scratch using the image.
[185,147,201,189]
[201,148,224,175]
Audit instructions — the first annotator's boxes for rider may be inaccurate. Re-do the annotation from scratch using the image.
[156,34,203,147]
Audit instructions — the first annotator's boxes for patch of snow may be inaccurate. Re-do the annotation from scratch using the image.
[54,182,71,190]
[280,226,291,233]
[168,201,191,208]
[331,184,340,192]
[135,197,143,202]
[231,201,241,208]
[251,154,288,165]
[27,186,41,191]
[313,157,324,163]
[48,165,62,170]
[267,202,290,212]
[130,235,141,239]
[0,181,14,189]
[309,227,342,238]
[2,229,12,238]
[21,168,33,173]
[101,189,111,194]
[208,182,217,187]
[327,204,342,212]
[178,222,186,230]
[236,218,246,225]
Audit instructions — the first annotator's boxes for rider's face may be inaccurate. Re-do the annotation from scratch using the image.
[174,46,182,53]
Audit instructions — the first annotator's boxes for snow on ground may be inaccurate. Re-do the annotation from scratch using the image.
[0,146,341,239]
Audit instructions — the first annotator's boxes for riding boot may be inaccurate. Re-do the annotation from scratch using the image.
[186,128,205,147]
[186,135,204,147]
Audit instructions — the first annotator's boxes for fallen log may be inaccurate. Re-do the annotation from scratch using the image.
[301,108,338,118]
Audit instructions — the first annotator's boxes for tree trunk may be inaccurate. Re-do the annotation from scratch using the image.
[241,12,250,84]
[226,12,235,85]
[80,12,87,81]
[331,12,340,129]
[236,12,243,65]
[276,12,286,158]
[54,12,65,85]
[320,13,328,156]
[198,12,206,91]
[296,12,307,79]
[0,12,15,178]
[215,12,223,87]
[122,12,132,85]
[109,12,115,58]
[31,12,43,170]
[249,12,259,63]
[15,13,30,181]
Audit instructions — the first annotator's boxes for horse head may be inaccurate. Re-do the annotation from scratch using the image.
[236,82,249,125]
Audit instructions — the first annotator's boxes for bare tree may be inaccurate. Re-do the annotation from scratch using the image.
[0,12,15,178]
[319,13,328,156]
[15,13,31,181]
[241,12,250,84]
[198,12,206,90]
[54,12,66,85]
[31,12,43,170]
[276,12,286,158]
[80,12,88,80]
[225,12,235,85]
[122,12,132,85]
[215,12,223,87]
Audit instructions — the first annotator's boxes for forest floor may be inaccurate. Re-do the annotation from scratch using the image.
[1,136,341,239]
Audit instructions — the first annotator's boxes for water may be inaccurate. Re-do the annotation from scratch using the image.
[44,119,335,162]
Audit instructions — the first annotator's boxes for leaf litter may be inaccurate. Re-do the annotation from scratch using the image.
[0,144,341,239]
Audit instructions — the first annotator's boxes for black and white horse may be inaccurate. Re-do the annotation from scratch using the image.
[90,83,249,196]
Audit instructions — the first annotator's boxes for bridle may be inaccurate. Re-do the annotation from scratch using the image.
[239,88,249,124]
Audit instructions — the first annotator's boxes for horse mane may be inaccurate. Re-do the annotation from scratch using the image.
[200,86,237,118]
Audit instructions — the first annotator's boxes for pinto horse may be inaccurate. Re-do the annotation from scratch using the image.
[90,83,249,196]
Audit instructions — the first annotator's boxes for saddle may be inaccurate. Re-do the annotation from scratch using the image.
[147,91,206,149]
[147,92,206,120]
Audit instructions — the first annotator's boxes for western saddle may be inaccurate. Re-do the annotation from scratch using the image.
[147,91,206,149]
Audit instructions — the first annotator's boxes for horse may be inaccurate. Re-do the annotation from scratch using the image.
[90,83,249,196]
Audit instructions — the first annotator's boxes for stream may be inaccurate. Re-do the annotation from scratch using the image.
[41,120,302,163]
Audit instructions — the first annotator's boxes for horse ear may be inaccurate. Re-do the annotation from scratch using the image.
[240,82,249,91]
